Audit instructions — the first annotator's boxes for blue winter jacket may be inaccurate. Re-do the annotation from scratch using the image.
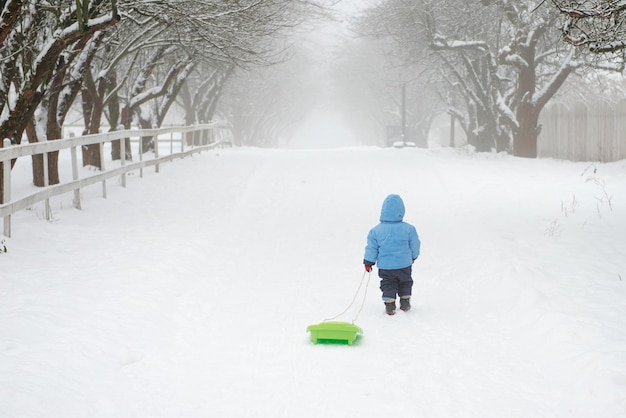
[364,194,420,270]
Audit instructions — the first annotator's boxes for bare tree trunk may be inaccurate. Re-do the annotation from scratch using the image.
[81,70,107,167]
[511,46,573,158]
[138,116,153,153]
[112,106,132,161]
[514,102,540,158]
[26,121,60,187]
[0,14,119,144]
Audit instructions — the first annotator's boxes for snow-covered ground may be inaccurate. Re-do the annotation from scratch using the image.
[1,145,625,417]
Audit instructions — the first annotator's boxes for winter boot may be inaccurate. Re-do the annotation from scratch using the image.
[384,301,396,315]
[399,297,411,311]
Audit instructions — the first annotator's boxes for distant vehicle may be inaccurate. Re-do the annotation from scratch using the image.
[392,141,417,148]
[386,125,416,147]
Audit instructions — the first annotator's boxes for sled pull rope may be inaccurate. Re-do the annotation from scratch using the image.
[324,271,372,324]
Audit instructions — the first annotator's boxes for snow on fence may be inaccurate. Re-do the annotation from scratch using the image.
[1,123,231,238]
[538,100,626,162]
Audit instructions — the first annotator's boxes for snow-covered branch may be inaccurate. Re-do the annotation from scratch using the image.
[531,49,576,111]
[553,0,626,53]
[431,34,489,52]
[499,46,529,69]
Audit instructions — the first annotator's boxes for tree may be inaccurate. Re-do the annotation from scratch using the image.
[328,37,394,146]
[0,1,120,200]
[552,0,626,54]
[178,64,234,129]
[79,0,333,163]
[0,2,120,144]
[359,0,617,157]
[1,0,335,200]
[358,0,510,151]
[220,64,309,147]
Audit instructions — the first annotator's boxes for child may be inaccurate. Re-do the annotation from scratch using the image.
[364,194,420,315]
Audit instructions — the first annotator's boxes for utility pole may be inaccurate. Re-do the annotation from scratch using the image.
[401,82,407,142]
[450,113,455,147]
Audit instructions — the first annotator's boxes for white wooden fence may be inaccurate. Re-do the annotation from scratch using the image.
[1,123,231,238]
[538,100,626,162]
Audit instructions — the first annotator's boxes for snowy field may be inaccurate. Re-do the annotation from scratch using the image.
[1,145,625,417]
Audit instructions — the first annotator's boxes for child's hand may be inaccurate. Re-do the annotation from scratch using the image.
[365,265,373,272]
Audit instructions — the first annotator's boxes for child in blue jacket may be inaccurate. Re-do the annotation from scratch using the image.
[364,194,420,315]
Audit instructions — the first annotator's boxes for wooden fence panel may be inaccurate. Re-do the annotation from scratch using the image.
[573,102,588,161]
[614,99,626,162]
[539,100,626,162]
[591,101,610,162]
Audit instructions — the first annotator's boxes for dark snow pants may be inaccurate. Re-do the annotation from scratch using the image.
[378,266,413,301]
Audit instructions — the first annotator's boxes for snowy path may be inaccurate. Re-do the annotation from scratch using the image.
[1,147,625,417]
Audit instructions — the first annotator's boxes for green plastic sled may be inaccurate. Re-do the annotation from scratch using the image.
[307,321,363,345]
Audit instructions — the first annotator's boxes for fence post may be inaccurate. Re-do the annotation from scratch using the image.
[154,132,160,173]
[120,136,127,187]
[42,139,51,221]
[170,129,174,156]
[99,141,107,198]
[71,144,81,209]
[2,138,11,237]
[139,132,143,178]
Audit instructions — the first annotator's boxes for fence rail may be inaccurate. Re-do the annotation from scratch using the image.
[1,123,230,237]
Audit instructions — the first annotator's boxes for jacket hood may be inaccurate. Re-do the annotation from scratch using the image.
[380,194,405,222]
